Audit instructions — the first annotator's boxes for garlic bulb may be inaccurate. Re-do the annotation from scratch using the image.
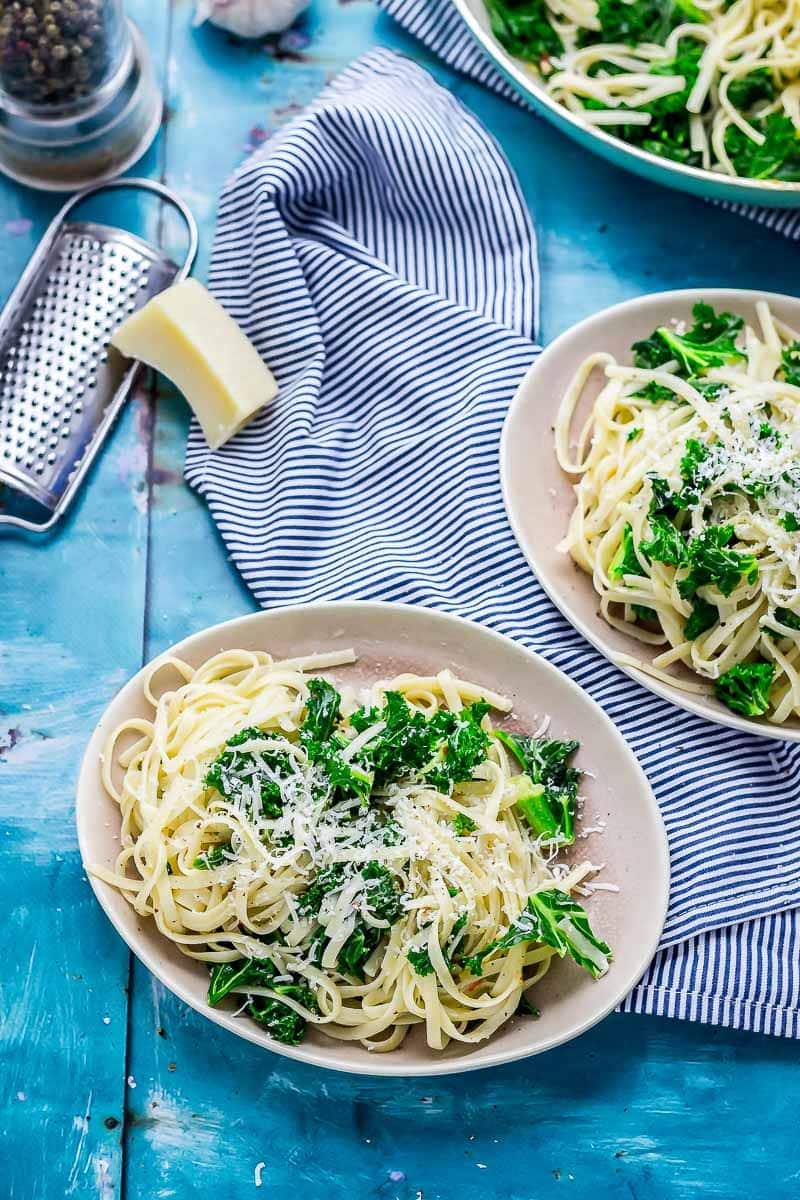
[193,0,309,37]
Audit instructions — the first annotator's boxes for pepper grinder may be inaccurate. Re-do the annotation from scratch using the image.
[0,0,162,191]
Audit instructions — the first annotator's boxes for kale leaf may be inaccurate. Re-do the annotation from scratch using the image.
[775,607,800,631]
[684,597,718,641]
[301,678,341,745]
[677,525,758,599]
[205,728,290,820]
[207,957,277,1006]
[766,608,800,640]
[781,341,800,387]
[633,303,745,378]
[452,812,478,836]
[495,732,581,845]
[634,380,675,404]
[361,860,403,925]
[193,841,233,870]
[725,114,800,182]
[247,982,318,1046]
[299,679,374,800]
[589,0,703,46]
[641,514,688,566]
[463,889,611,979]
[297,863,346,916]
[337,921,382,981]
[714,661,775,717]
[726,68,775,110]
[484,0,563,63]
[425,701,492,792]
[407,913,469,977]
[407,946,435,976]
[609,522,647,579]
[350,692,492,794]
[679,438,712,504]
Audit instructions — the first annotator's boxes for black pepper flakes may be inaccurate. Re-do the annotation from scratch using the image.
[0,0,126,108]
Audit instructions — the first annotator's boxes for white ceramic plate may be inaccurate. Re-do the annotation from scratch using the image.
[77,602,669,1076]
[501,288,800,743]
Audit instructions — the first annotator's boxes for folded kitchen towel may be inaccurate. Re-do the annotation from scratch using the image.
[377,0,800,241]
[185,48,800,1038]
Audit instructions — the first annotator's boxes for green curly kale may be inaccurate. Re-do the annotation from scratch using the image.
[587,0,703,46]
[766,608,800,640]
[724,114,800,182]
[207,957,277,1006]
[300,679,373,800]
[677,525,758,600]
[633,302,745,377]
[781,342,800,387]
[297,863,346,916]
[641,514,688,566]
[684,597,718,641]
[463,889,611,979]
[495,732,581,845]
[726,68,775,110]
[407,913,470,977]
[714,661,775,717]
[361,861,403,925]
[484,0,563,63]
[248,981,319,1045]
[452,812,478,836]
[407,946,435,976]
[609,522,647,579]
[337,922,383,981]
[204,727,290,819]
[350,692,492,794]
[193,842,233,870]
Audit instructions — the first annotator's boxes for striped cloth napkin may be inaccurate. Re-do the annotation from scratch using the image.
[186,48,800,1039]
[378,0,800,240]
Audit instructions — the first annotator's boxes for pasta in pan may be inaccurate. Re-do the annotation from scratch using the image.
[485,0,800,180]
[94,648,611,1052]
[556,298,800,722]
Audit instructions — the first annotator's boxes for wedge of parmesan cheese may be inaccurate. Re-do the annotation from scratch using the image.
[111,278,277,449]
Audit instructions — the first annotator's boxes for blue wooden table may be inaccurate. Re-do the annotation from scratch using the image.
[3,2,800,1197]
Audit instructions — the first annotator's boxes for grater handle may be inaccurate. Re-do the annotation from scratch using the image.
[0,178,199,532]
[50,177,199,280]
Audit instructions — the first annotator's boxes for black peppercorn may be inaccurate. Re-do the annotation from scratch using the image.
[0,0,126,108]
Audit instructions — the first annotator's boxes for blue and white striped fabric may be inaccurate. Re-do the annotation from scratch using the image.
[377,0,800,241]
[185,48,800,1038]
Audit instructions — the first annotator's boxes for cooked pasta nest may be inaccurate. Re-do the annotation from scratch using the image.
[556,298,800,722]
[487,0,800,181]
[95,647,612,1052]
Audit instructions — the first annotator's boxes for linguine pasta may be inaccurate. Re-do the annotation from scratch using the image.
[95,648,611,1052]
[555,299,800,722]
[488,0,800,180]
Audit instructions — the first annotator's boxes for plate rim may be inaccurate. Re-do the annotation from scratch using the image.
[76,599,670,1076]
[500,286,800,745]
[449,0,800,207]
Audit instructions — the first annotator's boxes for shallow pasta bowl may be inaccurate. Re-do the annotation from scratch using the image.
[451,0,800,208]
[77,601,669,1076]
[501,287,800,743]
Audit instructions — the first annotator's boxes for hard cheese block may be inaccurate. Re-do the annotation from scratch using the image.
[111,278,278,450]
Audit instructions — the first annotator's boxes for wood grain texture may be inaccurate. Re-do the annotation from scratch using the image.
[1,0,800,1195]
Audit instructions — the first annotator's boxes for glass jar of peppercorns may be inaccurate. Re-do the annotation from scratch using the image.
[0,1,161,190]
[0,1,130,112]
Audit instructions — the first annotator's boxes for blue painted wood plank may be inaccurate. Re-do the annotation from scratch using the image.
[3,0,800,1194]
[121,3,800,1199]
[123,1003,800,1200]
[0,1,169,1196]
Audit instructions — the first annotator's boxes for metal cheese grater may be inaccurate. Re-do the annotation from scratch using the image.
[0,177,198,532]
